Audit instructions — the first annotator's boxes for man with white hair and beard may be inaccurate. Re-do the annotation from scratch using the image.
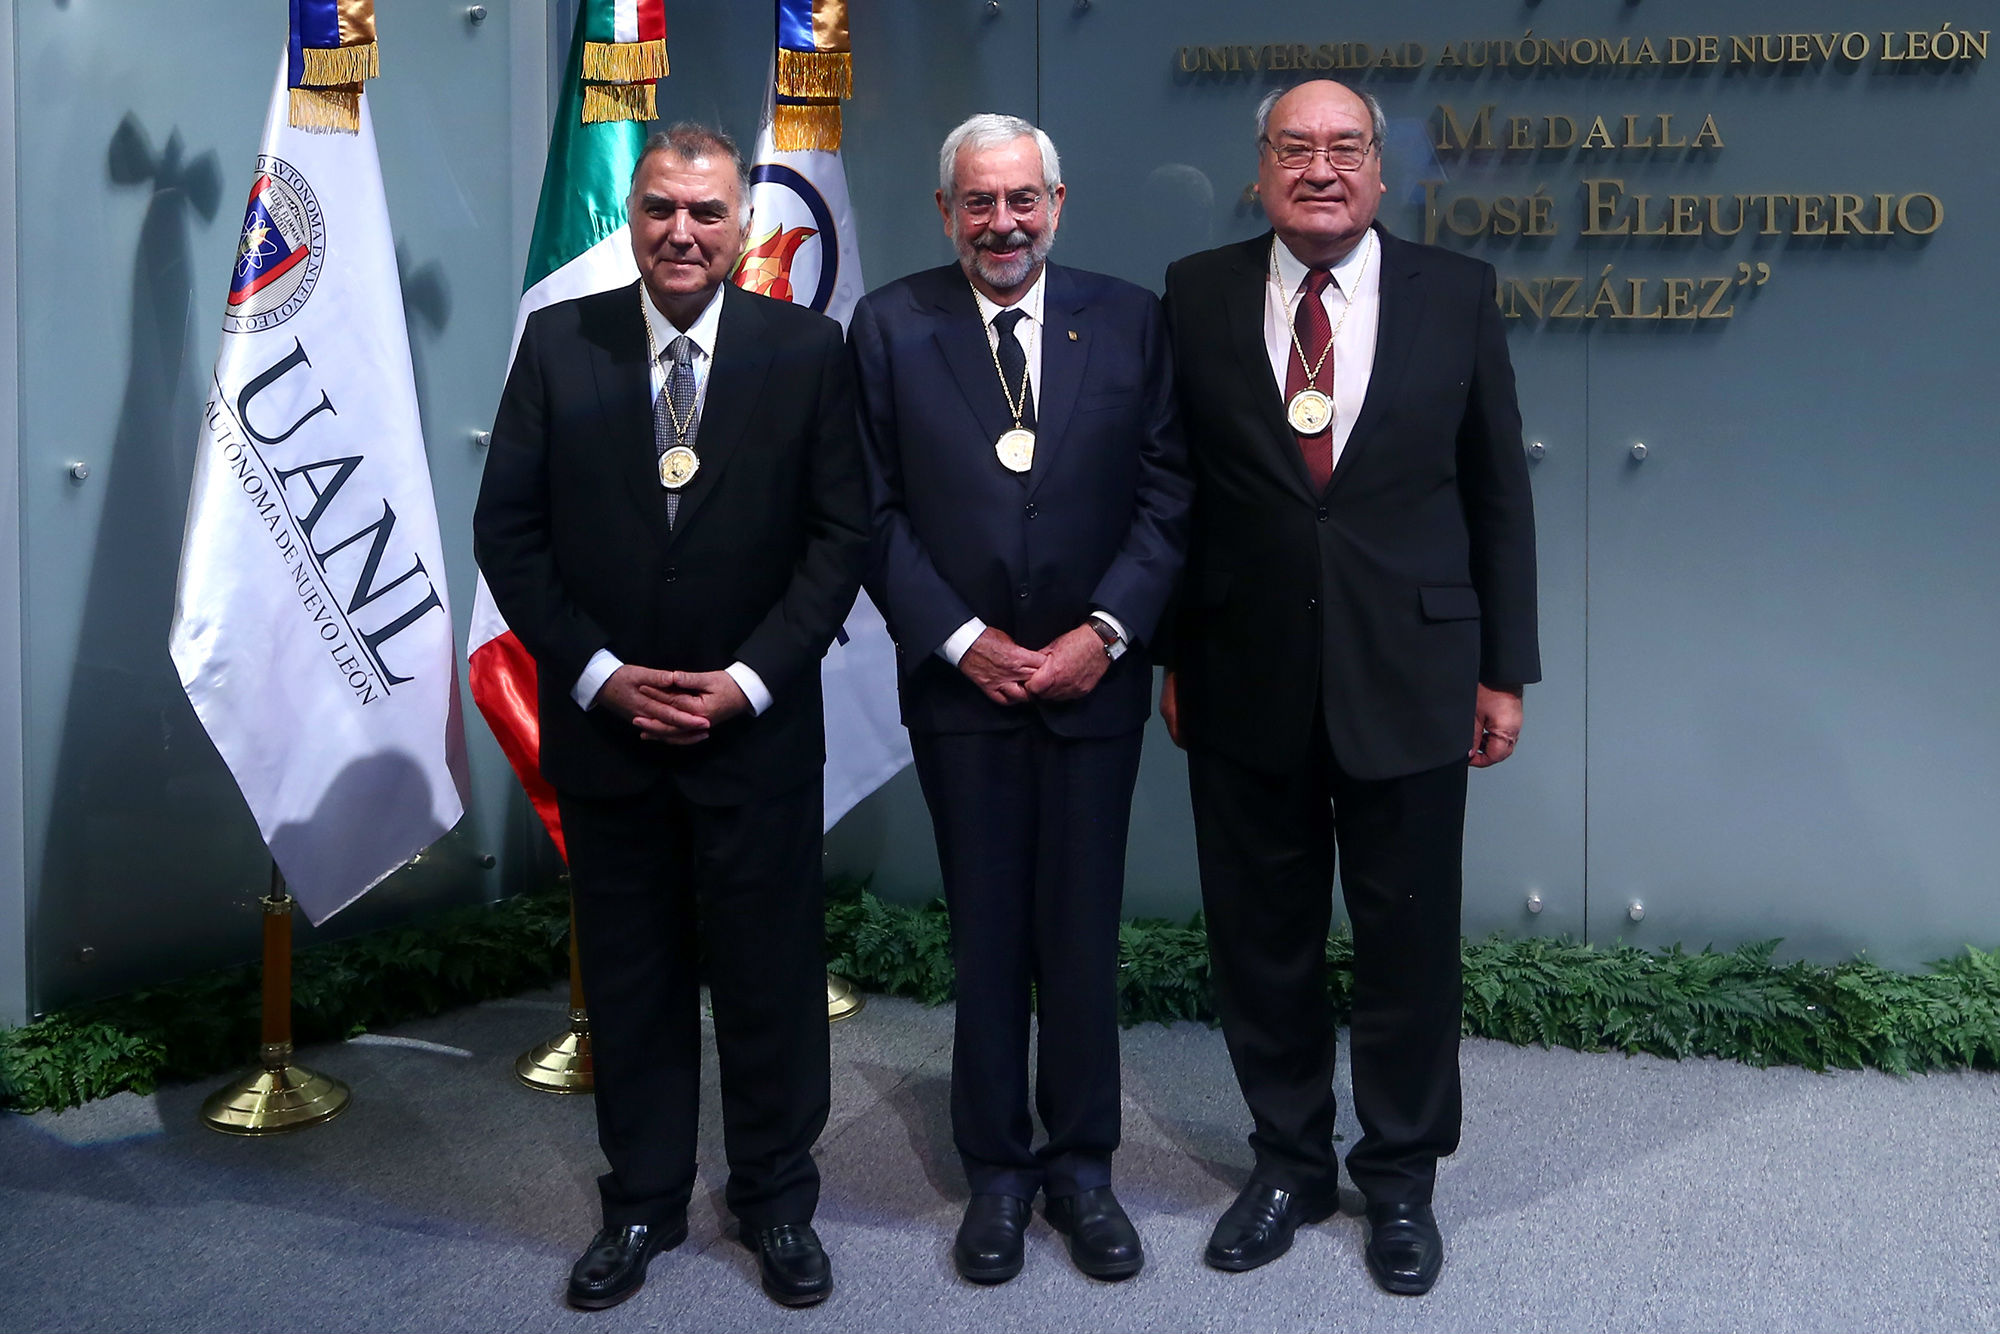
[849,114,1190,1286]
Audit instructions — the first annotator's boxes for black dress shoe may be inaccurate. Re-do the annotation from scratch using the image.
[1363,1201,1443,1296]
[1203,1181,1335,1272]
[740,1222,833,1307]
[953,1194,1032,1284]
[1045,1186,1145,1281]
[566,1220,687,1311]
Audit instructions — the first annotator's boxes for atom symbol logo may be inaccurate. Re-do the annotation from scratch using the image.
[236,216,281,280]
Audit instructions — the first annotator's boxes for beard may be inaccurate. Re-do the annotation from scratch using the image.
[954,223,1054,293]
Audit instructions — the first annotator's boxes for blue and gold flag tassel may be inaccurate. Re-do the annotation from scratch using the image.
[288,0,380,134]
[580,0,669,124]
[773,0,851,151]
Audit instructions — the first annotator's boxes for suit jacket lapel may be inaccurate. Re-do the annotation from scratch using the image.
[1026,265,1088,499]
[929,276,1018,464]
[1330,226,1422,493]
[668,284,772,544]
[590,281,670,541]
[1225,234,1317,502]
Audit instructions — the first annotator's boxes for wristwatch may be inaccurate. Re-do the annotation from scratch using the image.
[1087,613,1127,662]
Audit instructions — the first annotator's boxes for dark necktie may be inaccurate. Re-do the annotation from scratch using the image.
[993,307,1037,430]
[654,334,698,528]
[1285,267,1335,491]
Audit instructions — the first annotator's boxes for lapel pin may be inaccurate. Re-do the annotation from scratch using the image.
[1068,330,1079,341]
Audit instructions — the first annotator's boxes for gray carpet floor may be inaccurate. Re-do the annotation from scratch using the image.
[4,988,1996,1333]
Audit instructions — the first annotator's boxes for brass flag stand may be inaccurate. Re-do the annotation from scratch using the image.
[200,866,351,1135]
[515,898,594,1092]
[826,973,864,1022]
[513,898,863,1095]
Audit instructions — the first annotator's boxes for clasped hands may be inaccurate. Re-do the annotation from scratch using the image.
[597,665,750,745]
[959,625,1107,707]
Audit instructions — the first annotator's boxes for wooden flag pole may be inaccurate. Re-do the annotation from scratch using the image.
[200,863,352,1134]
[515,893,595,1093]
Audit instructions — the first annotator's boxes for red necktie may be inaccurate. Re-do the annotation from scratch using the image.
[1285,267,1335,491]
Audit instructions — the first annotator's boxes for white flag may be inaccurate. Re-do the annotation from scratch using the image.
[171,60,467,925]
[736,107,910,831]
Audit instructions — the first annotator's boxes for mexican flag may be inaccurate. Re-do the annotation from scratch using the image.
[466,1,661,860]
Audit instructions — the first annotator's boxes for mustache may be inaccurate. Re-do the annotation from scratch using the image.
[973,228,1033,252]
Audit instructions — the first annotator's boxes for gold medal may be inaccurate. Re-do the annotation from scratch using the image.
[658,445,700,489]
[641,289,702,491]
[1271,233,1375,441]
[1287,388,1334,436]
[977,286,1042,477]
[996,428,1036,473]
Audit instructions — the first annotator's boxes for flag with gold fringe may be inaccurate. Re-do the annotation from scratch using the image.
[774,0,852,150]
[173,27,467,924]
[736,5,907,831]
[287,0,380,134]
[468,0,658,860]
[580,0,670,124]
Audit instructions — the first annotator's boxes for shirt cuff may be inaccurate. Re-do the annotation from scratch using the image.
[574,648,623,711]
[725,661,772,716]
[1089,609,1129,646]
[938,617,988,667]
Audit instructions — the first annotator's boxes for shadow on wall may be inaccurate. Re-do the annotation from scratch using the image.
[267,750,452,923]
[394,239,450,420]
[33,114,271,1012]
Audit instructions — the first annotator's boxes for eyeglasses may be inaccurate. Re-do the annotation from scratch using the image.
[957,190,1045,221]
[1262,139,1377,172]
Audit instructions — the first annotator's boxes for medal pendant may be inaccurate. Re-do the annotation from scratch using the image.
[658,446,700,489]
[1287,388,1334,436]
[996,427,1036,474]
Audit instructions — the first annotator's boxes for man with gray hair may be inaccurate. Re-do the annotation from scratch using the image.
[476,123,866,1312]
[851,113,1190,1285]
[1160,80,1539,1295]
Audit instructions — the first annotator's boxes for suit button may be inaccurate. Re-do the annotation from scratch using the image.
[1316,506,1329,521]
[1305,596,1319,610]
[1024,503,1038,519]
[663,565,678,582]
[1017,585,1030,600]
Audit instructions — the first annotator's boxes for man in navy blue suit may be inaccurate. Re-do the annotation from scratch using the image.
[850,114,1190,1286]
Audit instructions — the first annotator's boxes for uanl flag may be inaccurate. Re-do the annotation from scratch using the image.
[466,0,663,860]
[735,0,911,829]
[171,2,467,925]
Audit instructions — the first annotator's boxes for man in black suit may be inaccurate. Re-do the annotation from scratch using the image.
[1160,80,1540,1295]
[473,124,866,1312]
[850,114,1189,1286]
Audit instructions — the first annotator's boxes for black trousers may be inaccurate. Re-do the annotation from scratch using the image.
[559,776,829,1232]
[1188,732,1468,1207]
[911,721,1144,1202]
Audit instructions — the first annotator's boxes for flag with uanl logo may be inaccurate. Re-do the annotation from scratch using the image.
[171,3,467,925]
[467,0,663,860]
[735,0,910,829]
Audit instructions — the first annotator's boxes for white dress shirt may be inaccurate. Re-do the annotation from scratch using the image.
[939,269,1127,666]
[1263,228,1381,478]
[572,283,772,716]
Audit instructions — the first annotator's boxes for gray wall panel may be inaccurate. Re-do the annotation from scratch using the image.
[8,2,1994,1017]
[2,0,25,1026]
[16,2,529,1011]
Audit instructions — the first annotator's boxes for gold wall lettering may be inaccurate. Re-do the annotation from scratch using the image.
[1172,23,1988,78]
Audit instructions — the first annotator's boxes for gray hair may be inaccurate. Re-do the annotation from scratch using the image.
[1255,82,1387,151]
[630,122,753,226]
[937,113,1063,199]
